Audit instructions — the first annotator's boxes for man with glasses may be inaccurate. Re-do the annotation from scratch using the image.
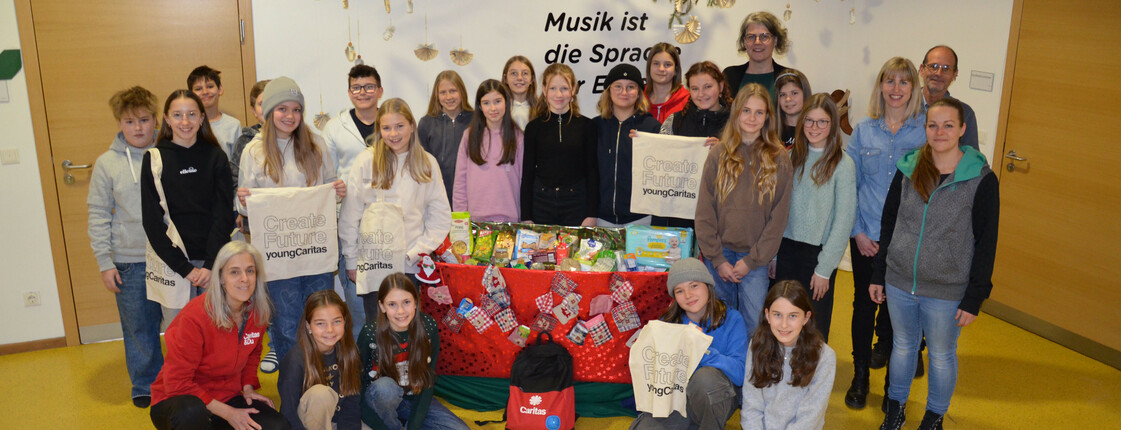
[323,64,384,338]
[920,45,979,150]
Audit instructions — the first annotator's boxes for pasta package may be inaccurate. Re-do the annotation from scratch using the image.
[625,225,693,269]
[449,212,473,259]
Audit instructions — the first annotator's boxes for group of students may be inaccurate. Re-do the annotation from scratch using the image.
[86,8,998,430]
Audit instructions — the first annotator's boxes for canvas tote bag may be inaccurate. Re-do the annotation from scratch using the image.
[355,190,407,294]
[628,320,713,418]
[144,148,193,309]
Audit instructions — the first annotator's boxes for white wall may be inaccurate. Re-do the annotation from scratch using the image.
[0,0,66,344]
[0,0,1012,345]
[253,0,1011,160]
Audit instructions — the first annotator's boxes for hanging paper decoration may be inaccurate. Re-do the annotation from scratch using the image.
[784,3,792,21]
[313,95,331,130]
[354,20,365,65]
[342,0,349,9]
[344,20,356,62]
[414,15,438,61]
[383,15,396,41]
[407,0,414,14]
[850,8,856,25]
[384,0,391,14]
[450,36,473,66]
[673,16,701,44]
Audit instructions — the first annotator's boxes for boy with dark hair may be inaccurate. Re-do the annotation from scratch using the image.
[188,65,243,161]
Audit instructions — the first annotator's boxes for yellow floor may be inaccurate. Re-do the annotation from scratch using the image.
[2,273,1119,429]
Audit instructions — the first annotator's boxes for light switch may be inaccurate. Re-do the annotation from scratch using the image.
[1,148,19,165]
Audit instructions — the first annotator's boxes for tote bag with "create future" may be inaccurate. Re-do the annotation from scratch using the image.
[354,191,407,295]
[629,132,708,219]
[628,319,713,418]
[246,183,339,282]
[143,148,193,309]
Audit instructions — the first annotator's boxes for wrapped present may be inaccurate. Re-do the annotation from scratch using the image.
[529,313,559,333]
[442,308,465,333]
[587,314,614,346]
[567,320,589,345]
[550,272,578,297]
[611,300,642,332]
[589,294,613,316]
[494,308,518,333]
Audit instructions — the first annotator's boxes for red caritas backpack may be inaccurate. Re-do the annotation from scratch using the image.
[507,332,575,430]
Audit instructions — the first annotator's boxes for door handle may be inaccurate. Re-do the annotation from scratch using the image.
[61,160,92,184]
[1003,150,1029,173]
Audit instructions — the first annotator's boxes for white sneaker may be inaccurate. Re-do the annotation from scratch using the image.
[259,350,278,373]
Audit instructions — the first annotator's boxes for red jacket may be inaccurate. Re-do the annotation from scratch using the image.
[150,293,267,406]
[647,86,690,123]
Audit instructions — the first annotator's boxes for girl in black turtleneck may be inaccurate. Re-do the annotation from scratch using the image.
[655,61,733,229]
[520,63,599,227]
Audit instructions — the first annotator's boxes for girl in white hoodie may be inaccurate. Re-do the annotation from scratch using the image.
[339,98,451,319]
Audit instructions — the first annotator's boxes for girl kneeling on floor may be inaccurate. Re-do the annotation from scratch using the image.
[741,280,836,430]
[630,257,748,430]
[149,241,288,430]
[358,274,468,430]
[278,290,362,430]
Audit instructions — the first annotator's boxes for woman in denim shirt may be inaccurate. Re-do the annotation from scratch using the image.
[842,57,926,411]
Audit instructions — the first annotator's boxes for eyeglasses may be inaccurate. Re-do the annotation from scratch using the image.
[923,63,954,73]
[744,33,773,44]
[610,84,638,94]
[803,118,831,129]
[349,84,380,94]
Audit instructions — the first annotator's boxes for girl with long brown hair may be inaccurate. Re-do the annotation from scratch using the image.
[418,70,474,203]
[695,83,792,335]
[772,94,856,342]
[278,290,362,430]
[742,280,835,429]
[237,77,347,369]
[358,274,468,429]
[869,98,998,430]
[452,79,523,222]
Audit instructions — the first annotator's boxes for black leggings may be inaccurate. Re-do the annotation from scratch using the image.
[150,394,290,430]
[774,238,838,342]
[849,237,893,367]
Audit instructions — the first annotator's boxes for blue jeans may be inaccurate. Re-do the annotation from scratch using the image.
[365,377,469,430]
[114,262,164,398]
[704,248,770,335]
[885,284,962,414]
[266,272,334,362]
[338,252,365,338]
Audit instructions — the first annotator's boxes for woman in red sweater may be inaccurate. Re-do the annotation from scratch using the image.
[149,241,288,430]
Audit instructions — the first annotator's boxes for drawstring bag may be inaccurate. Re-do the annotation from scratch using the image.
[144,148,193,309]
[355,190,407,294]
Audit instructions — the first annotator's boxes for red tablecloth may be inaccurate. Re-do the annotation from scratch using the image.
[421,263,671,384]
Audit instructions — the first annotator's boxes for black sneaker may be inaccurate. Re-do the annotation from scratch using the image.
[132,395,151,408]
[879,398,906,430]
[917,410,944,430]
[870,341,891,369]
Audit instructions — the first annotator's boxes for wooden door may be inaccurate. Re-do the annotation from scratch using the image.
[28,0,251,342]
[991,0,1121,352]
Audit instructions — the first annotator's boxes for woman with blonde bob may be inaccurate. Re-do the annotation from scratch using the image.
[339,98,451,318]
[695,83,792,335]
[149,241,287,430]
[843,57,927,411]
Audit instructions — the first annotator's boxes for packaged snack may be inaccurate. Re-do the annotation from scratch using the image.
[433,236,459,264]
[567,321,589,345]
[575,238,603,266]
[590,250,616,272]
[491,230,516,265]
[623,253,638,272]
[449,212,473,259]
[514,229,541,261]
[471,228,497,262]
[625,225,694,269]
[456,298,474,317]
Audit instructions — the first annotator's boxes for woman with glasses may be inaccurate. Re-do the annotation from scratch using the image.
[771,93,856,343]
[723,11,790,100]
[843,57,927,411]
[594,63,661,227]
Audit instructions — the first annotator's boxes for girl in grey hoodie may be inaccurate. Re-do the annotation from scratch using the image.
[87,86,164,408]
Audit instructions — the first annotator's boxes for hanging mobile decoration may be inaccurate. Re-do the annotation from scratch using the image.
[784,3,792,21]
[673,16,701,44]
[384,0,391,14]
[716,0,736,7]
[342,0,349,9]
[354,20,365,65]
[850,7,856,25]
[407,0,414,14]
[314,95,331,130]
[383,14,396,41]
[344,19,357,62]
[450,36,473,66]
[414,14,438,61]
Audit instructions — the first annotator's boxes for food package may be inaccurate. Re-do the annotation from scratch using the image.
[449,212,473,259]
[590,250,616,272]
[433,236,459,264]
[471,228,497,262]
[514,229,541,261]
[575,238,603,267]
[625,225,693,269]
[491,230,516,265]
[508,325,531,347]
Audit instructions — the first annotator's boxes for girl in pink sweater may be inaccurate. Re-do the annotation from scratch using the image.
[452,79,524,222]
